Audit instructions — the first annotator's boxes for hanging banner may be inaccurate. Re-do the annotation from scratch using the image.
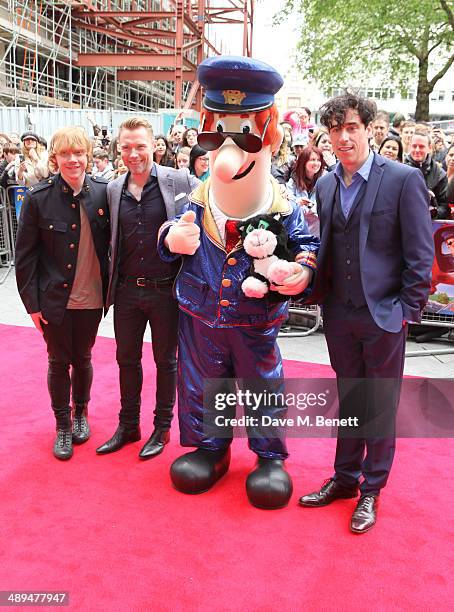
[12,186,27,221]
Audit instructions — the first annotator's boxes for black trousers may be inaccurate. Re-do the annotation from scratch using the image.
[113,281,179,429]
[323,302,407,496]
[43,308,103,427]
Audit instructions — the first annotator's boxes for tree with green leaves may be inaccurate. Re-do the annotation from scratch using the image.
[277,0,454,120]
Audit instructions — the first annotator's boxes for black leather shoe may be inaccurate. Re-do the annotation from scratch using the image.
[72,403,90,445]
[350,494,379,533]
[96,425,141,455]
[170,447,231,494]
[246,458,293,509]
[139,429,170,460]
[299,478,358,507]
[53,429,73,460]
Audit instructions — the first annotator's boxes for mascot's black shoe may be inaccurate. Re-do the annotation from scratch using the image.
[246,457,293,509]
[170,447,231,494]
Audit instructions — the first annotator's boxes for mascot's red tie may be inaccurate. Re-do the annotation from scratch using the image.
[225,219,241,253]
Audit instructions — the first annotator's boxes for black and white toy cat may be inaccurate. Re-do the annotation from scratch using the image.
[239,213,295,300]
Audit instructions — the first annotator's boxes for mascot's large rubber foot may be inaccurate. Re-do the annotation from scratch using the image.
[170,447,231,494]
[246,457,293,509]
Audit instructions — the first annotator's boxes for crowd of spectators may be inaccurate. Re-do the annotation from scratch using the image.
[0,107,453,231]
[269,108,454,233]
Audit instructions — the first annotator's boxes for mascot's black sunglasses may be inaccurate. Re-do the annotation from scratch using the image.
[198,115,271,154]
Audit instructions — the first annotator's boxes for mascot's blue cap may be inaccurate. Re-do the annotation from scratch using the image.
[197,56,284,113]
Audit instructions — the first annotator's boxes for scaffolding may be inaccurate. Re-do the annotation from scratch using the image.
[0,0,254,111]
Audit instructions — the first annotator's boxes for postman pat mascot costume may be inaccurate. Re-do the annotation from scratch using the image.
[158,56,319,509]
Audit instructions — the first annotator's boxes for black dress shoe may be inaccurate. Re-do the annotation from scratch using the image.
[53,430,73,460]
[96,425,141,455]
[170,447,231,494]
[139,429,170,460]
[72,403,90,445]
[350,495,379,533]
[246,457,293,510]
[299,478,358,507]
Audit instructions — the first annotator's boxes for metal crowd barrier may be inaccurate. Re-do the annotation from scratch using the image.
[279,302,322,337]
[407,312,454,357]
[0,186,14,284]
[420,311,454,327]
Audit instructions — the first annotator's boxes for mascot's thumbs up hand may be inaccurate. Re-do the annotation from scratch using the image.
[165,210,201,255]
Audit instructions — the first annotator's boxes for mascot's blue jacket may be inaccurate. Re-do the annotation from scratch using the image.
[158,177,319,327]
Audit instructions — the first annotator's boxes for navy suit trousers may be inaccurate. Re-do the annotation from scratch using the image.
[323,301,407,496]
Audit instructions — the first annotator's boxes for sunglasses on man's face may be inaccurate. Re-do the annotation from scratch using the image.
[198,115,271,154]
[446,239,454,246]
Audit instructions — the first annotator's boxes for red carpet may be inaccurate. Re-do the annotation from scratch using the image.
[1,323,453,610]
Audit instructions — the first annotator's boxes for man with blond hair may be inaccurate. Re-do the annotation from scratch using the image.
[96,118,199,459]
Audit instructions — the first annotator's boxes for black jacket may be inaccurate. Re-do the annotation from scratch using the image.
[0,159,17,189]
[405,155,449,218]
[15,173,110,325]
[271,159,294,185]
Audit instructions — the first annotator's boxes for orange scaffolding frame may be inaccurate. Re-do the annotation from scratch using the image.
[71,0,254,111]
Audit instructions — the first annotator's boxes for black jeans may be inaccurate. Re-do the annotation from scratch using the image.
[43,308,102,428]
[113,281,179,429]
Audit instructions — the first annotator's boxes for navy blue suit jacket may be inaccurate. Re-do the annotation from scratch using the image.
[311,153,434,333]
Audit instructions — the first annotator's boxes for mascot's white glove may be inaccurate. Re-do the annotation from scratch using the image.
[165,210,200,255]
[270,262,313,296]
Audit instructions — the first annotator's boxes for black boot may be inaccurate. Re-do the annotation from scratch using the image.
[53,409,73,460]
[72,402,90,444]
[170,447,231,494]
[96,424,141,455]
[139,428,170,460]
[246,457,293,509]
[53,430,73,460]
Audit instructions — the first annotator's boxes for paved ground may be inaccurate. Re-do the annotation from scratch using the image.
[2,266,454,377]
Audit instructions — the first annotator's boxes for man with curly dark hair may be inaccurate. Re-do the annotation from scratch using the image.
[298,93,434,533]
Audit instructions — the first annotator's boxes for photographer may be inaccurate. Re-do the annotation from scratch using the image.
[99,126,111,150]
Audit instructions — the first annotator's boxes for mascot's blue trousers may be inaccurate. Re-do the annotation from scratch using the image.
[177,311,288,459]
